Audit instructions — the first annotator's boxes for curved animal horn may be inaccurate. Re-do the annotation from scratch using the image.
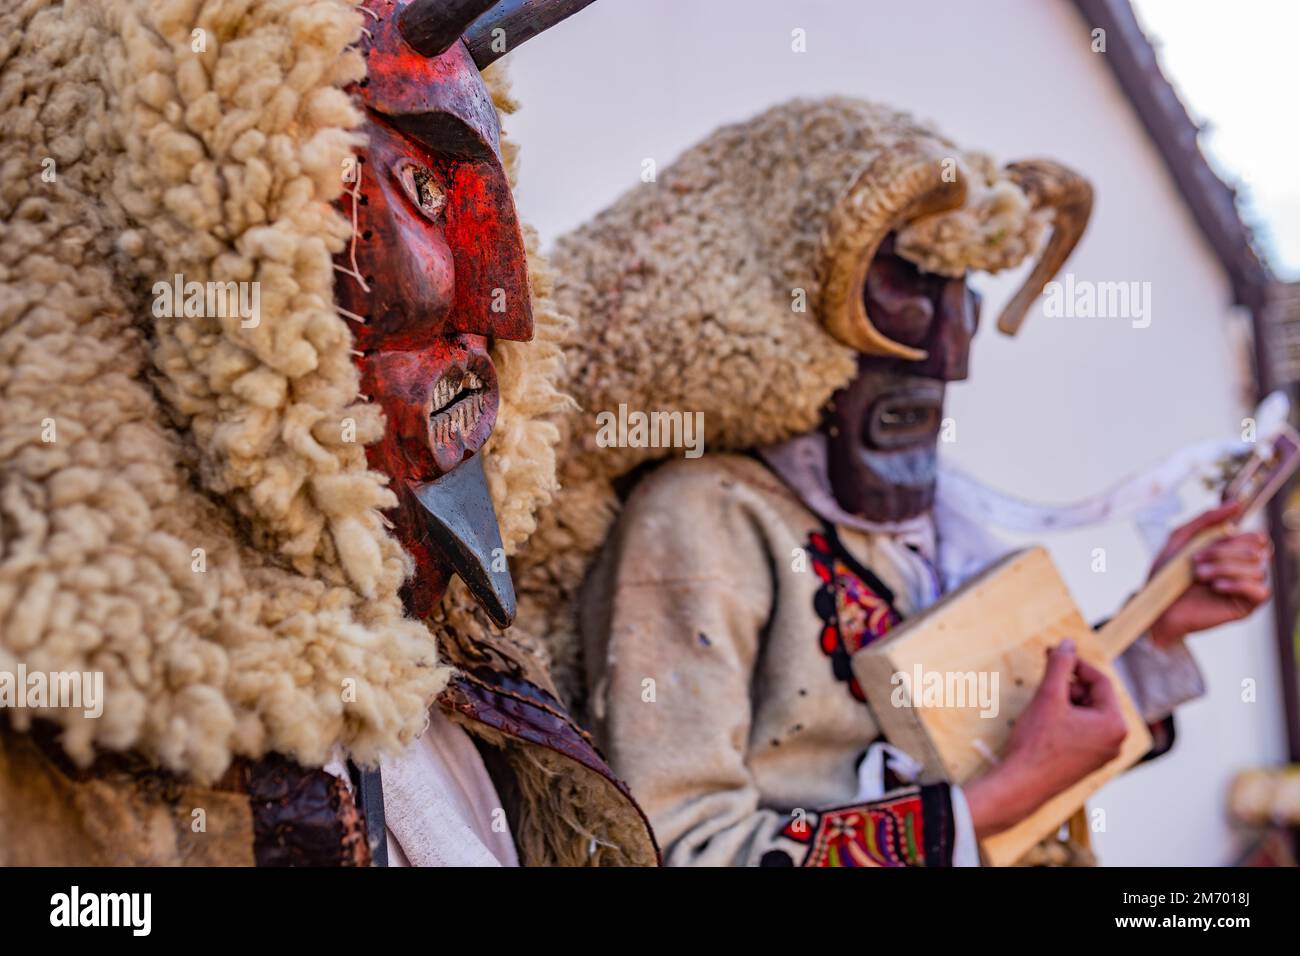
[463,0,599,68]
[818,146,968,360]
[398,0,499,57]
[996,160,1093,336]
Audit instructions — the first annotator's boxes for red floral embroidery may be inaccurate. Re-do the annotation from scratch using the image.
[806,531,900,702]
[802,793,927,867]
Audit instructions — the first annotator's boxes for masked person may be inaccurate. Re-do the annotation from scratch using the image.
[513,98,1272,866]
[0,0,655,867]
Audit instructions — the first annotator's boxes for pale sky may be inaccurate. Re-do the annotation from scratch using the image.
[1132,0,1300,279]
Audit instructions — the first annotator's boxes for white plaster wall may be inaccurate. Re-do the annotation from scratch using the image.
[502,0,1289,865]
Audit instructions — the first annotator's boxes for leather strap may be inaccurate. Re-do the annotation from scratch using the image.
[351,764,389,867]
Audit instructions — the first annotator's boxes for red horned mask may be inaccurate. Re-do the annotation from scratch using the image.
[334,0,595,626]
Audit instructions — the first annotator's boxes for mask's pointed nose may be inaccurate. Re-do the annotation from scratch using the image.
[410,453,515,628]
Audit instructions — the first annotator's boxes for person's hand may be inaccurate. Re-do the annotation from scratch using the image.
[1147,502,1272,647]
[965,640,1128,839]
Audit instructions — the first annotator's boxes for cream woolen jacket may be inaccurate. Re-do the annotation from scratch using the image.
[581,454,960,868]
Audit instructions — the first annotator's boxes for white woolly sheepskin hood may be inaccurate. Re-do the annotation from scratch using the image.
[518,97,1050,702]
[0,0,565,781]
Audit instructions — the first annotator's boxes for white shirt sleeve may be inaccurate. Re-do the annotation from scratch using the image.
[1114,633,1206,724]
[948,786,981,867]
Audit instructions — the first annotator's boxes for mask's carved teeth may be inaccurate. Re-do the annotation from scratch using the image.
[429,369,487,446]
[867,381,945,449]
[431,392,486,447]
[879,406,934,429]
[429,371,460,412]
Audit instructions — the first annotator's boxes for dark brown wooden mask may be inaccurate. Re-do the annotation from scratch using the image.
[824,240,981,524]
[332,1,596,626]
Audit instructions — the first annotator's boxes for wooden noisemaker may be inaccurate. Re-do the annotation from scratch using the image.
[851,427,1300,866]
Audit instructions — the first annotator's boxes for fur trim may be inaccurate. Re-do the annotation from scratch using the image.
[895,152,1052,278]
[457,716,653,866]
[478,63,573,557]
[0,0,451,781]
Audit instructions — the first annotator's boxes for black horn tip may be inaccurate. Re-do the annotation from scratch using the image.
[398,0,500,58]
[464,0,600,69]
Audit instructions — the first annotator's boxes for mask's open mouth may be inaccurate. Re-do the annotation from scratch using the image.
[429,368,489,447]
[423,350,499,476]
[867,381,944,449]
[409,353,510,626]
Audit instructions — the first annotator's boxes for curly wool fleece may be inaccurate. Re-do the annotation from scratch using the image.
[516,97,1050,702]
[0,0,566,782]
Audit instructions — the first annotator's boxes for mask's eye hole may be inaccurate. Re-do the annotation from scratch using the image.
[393,159,447,222]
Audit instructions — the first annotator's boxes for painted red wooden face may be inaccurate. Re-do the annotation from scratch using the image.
[340,116,533,352]
[333,7,532,626]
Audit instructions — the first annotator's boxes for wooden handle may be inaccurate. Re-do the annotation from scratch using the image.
[1094,524,1227,660]
[1093,425,1300,660]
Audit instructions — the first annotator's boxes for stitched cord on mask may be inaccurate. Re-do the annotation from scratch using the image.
[334,161,372,296]
[355,4,378,42]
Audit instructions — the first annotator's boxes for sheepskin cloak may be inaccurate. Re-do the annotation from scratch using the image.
[0,0,600,864]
